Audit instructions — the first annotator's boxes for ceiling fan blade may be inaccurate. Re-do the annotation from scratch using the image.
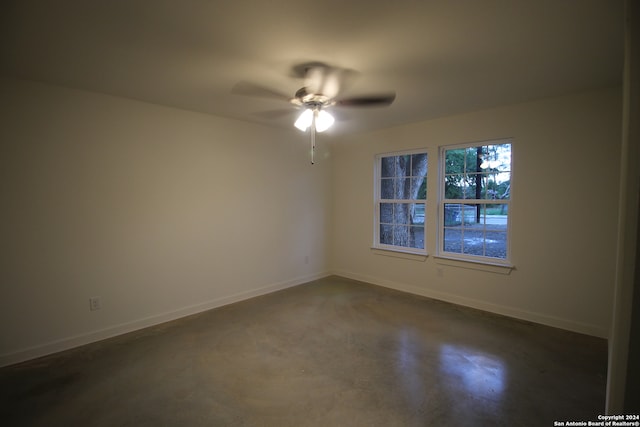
[291,61,330,79]
[304,66,326,94]
[319,68,354,99]
[291,61,357,99]
[231,81,291,102]
[336,93,396,107]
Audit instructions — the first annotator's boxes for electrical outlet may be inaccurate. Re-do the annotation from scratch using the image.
[89,297,101,311]
[305,255,310,264]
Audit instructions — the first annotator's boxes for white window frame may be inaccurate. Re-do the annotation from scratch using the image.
[437,139,512,266]
[373,148,428,255]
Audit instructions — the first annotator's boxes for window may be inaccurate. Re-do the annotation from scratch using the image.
[439,140,511,264]
[374,150,428,253]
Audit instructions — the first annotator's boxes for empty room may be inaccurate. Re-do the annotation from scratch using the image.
[1,0,638,425]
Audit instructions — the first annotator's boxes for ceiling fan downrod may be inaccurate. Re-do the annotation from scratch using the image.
[310,114,316,165]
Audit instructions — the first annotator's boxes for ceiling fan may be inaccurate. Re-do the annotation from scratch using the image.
[232,62,396,164]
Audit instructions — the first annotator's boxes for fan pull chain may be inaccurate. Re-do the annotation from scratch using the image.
[310,111,316,165]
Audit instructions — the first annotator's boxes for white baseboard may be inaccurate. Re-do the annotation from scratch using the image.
[0,271,331,368]
[333,269,608,339]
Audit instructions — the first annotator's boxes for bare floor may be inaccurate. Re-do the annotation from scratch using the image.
[0,276,607,426]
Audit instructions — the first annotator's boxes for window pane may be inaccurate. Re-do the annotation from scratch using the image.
[380,203,393,224]
[483,174,496,199]
[380,224,393,245]
[411,153,428,177]
[485,231,508,259]
[445,203,478,225]
[411,177,426,199]
[393,225,410,247]
[411,203,425,225]
[445,175,464,199]
[465,147,482,173]
[381,178,394,199]
[479,204,508,229]
[397,177,410,196]
[395,203,410,225]
[410,226,424,249]
[462,174,505,200]
[496,172,511,199]
[444,203,462,226]
[463,230,485,256]
[398,155,410,176]
[443,227,462,253]
[445,149,465,175]
[461,204,477,224]
[465,174,479,199]
[480,172,509,199]
[446,172,508,200]
[450,227,508,259]
[482,144,511,172]
[381,156,395,177]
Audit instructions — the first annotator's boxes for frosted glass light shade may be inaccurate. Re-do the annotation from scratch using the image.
[294,109,313,131]
[315,110,334,132]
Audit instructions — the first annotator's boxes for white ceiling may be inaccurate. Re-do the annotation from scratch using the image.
[1,0,624,135]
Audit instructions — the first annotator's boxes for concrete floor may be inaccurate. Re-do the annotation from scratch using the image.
[0,276,607,426]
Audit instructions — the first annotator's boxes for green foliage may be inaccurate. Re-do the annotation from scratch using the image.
[444,148,471,199]
[417,179,426,199]
[444,144,511,200]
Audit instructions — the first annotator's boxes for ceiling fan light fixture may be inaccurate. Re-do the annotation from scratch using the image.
[294,108,313,131]
[315,110,334,132]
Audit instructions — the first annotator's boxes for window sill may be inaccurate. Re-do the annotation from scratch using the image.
[371,248,428,262]
[434,256,514,274]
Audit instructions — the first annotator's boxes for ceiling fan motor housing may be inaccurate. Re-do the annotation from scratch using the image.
[293,87,333,108]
